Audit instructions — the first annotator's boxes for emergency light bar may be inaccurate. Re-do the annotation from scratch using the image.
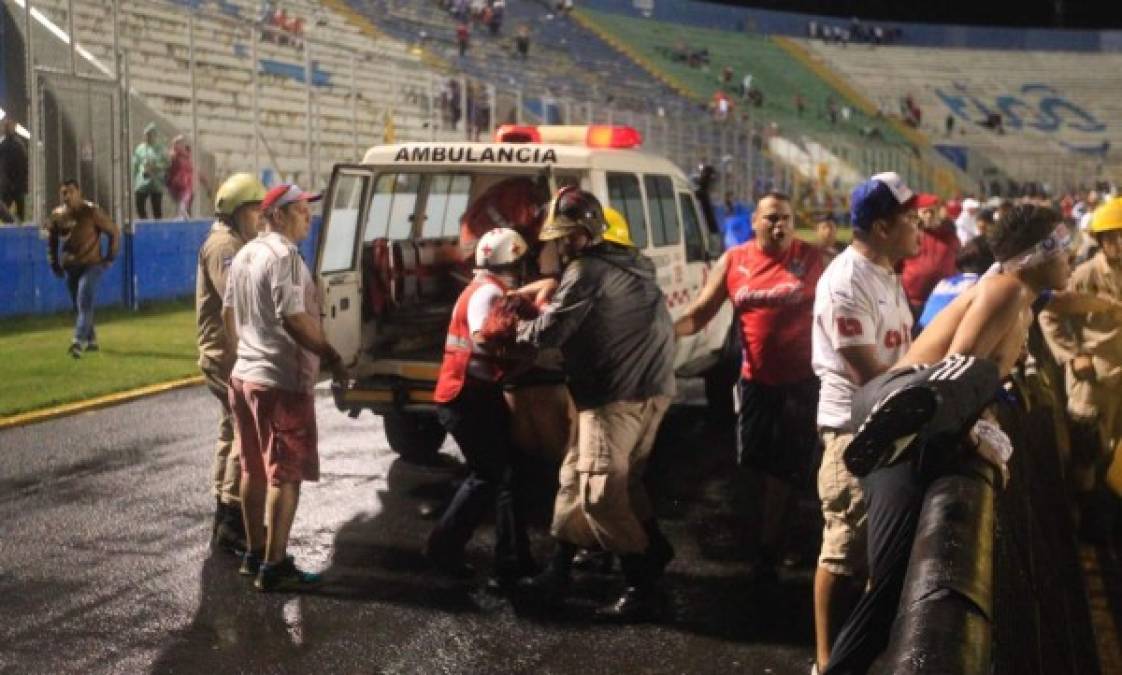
[493,124,643,149]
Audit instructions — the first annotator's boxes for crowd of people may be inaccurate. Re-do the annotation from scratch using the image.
[169,156,1122,675]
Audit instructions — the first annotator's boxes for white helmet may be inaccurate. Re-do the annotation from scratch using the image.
[475,227,529,269]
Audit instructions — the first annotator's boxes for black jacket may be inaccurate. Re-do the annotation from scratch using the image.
[0,133,28,197]
[519,243,676,409]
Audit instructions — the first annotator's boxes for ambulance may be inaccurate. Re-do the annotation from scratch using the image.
[315,124,736,461]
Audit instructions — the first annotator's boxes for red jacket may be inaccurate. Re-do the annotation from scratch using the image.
[902,222,960,309]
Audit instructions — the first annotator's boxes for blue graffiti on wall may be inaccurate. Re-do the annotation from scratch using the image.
[934,82,1108,155]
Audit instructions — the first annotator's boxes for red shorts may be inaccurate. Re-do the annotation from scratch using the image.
[229,377,319,486]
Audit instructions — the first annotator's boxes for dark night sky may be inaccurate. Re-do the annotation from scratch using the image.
[705,0,1122,29]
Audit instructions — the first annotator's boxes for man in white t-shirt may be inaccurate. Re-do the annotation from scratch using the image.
[223,183,347,593]
[811,172,920,673]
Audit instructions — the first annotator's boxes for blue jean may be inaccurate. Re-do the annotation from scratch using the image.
[65,264,105,343]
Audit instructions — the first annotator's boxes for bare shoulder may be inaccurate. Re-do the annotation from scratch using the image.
[973,274,1032,310]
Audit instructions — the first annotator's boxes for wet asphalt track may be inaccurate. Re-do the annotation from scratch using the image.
[0,384,822,674]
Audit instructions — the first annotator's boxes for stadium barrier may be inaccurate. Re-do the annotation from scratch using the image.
[880,359,1102,674]
[0,217,320,318]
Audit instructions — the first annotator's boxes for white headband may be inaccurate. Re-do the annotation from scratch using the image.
[999,223,1071,272]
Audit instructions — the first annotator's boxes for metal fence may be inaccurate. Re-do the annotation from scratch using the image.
[4,0,964,231]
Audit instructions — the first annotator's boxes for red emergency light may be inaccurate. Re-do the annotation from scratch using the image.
[493,124,643,149]
[584,125,643,149]
[493,125,542,143]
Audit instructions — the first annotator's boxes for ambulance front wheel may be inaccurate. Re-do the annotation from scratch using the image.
[383,411,447,463]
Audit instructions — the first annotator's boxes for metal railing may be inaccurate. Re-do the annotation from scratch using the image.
[4,0,956,231]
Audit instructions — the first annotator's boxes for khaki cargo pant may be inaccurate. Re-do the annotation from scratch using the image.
[201,361,241,505]
[816,429,867,577]
[550,396,671,555]
[1066,365,1122,492]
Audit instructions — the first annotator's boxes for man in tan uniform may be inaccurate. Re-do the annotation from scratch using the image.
[1041,196,1122,541]
[46,179,120,358]
[196,173,266,553]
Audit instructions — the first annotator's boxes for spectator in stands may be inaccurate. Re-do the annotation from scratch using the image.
[489,0,504,35]
[1040,198,1122,542]
[514,23,531,60]
[721,66,734,88]
[0,116,28,223]
[915,236,994,333]
[902,194,960,320]
[167,135,196,220]
[132,123,167,220]
[456,21,470,57]
[955,197,981,245]
[711,91,733,122]
[676,192,824,586]
[47,179,121,359]
[1076,190,1101,232]
[815,212,845,263]
[812,172,919,674]
[741,73,753,99]
[826,97,839,126]
[981,111,1004,134]
[717,191,753,248]
[443,78,463,131]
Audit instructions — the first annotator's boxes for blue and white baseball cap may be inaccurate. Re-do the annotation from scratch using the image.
[850,172,916,231]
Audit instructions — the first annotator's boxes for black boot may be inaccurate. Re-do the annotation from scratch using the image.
[518,541,575,604]
[596,553,664,622]
[643,520,675,579]
[212,500,247,555]
[572,547,615,573]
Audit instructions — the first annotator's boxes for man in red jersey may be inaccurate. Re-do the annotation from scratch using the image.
[901,193,960,321]
[676,191,825,581]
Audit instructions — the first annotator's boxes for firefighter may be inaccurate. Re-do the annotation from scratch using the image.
[516,188,676,621]
[1040,196,1122,541]
[426,227,535,586]
[196,172,266,553]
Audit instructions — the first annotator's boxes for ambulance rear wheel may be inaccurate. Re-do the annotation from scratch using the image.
[383,412,447,463]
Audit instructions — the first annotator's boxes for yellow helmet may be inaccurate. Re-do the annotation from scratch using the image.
[215,172,267,217]
[1090,197,1122,234]
[602,207,635,247]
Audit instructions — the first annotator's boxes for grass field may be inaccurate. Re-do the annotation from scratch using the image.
[0,300,199,417]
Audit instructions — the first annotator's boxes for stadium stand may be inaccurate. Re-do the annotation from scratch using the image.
[340,0,683,116]
[797,40,1120,191]
[17,0,455,186]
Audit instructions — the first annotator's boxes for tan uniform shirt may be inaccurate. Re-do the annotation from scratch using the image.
[196,221,247,371]
[46,201,120,269]
[1040,252,1122,380]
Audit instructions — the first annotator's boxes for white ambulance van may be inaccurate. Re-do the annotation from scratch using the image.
[315,125,735,460]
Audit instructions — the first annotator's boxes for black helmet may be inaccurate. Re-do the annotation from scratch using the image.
[539,186,606,242]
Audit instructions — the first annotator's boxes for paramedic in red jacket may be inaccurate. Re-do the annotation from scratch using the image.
[426,227,535,586]
[901,193,960,320]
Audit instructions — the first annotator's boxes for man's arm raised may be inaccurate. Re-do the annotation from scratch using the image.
[675,252,730,337]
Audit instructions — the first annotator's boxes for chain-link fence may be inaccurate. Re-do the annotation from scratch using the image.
[6,0,983,229]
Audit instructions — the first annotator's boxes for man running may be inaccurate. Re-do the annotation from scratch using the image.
[825,203,1073,674]
[46,179,120,358]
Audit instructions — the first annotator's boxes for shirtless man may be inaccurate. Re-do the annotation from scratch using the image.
[824,203,1072,674]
